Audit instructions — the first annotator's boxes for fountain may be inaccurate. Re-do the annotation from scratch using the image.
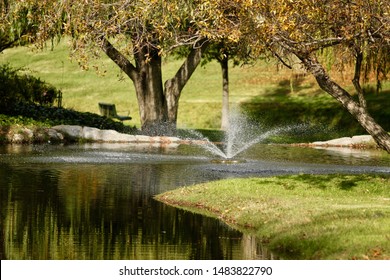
[183,111,309,162]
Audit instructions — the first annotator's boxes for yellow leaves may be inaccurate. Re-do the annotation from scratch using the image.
[227,29,241,43]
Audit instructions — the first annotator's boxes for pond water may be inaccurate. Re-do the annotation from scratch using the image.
[1,143,390,260]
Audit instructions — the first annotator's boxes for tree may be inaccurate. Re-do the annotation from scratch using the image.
[177,0,254,131]
[69,0,252,135]
[3,0,252,135]
[201,41,245,131]
[242,0,390,153]
[176,41,240,131]
[22,0,238,135]
[63,0,222,135]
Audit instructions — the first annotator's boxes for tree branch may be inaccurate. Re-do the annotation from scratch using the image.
[100,37,138,82]
[272,50,292,69]
[164,39,209,97]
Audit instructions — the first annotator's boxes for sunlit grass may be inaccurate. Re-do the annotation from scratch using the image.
[156,174,390,259]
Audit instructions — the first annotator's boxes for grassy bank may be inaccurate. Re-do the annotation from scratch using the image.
[156,174,390,259]
[1,40,390,140]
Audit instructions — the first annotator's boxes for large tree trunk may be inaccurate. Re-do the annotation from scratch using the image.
[298,54,390,153]
[132,47,169,135]
[101,37,208,135]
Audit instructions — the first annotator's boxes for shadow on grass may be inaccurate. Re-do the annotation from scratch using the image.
[267,175,390,259]
[272,208,389,259]
[292,174,358,191]
[239,83,390,142]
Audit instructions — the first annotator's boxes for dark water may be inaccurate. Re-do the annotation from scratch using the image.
[1,143,390,260]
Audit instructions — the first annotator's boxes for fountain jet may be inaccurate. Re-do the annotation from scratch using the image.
[184,111,309,161]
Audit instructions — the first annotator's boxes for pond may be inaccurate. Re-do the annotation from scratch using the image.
[1,143,390,260]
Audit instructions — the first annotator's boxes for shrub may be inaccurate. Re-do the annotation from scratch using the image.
[0,64,61,110]
[0,64,137,134]
[2,103,137,134]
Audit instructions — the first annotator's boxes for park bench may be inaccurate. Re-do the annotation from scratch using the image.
[98,102,132,122]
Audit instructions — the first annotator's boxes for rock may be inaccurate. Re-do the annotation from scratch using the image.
[10,128,34,143]
[51,125,180,144]
[3,124,182,145]
[52,125,83,140]
[21,128,34,139]
[47,128,64,142]
[11,133,25,143]
[83,127,137,142]
[100,129,137,142]
[351,135,375,146]
[82,126,104,141]
[311,135,377,148]
[160,136,181,143]
[135,135,152,142]
[312,137,349,146]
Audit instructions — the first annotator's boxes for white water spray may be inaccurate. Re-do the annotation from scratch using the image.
[186,111,310,159]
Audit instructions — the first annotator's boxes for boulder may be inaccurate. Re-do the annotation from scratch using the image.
[90,128,137,142]
[47,128,65,142]
[52,125,83,140]
[311,135,377,148]
[312,137,353,147]
[351,135,375,146]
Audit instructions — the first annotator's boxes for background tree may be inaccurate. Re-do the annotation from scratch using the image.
[174,0,253,131]
[201,41,247,131]
[242,0,390,153]
[175,40,244,131]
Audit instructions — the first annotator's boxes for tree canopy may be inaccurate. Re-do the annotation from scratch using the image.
[251,0,389,80]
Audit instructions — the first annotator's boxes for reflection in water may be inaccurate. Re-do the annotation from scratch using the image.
[0,145,268,260]
[0,166,242,260]
[1,143,390,260]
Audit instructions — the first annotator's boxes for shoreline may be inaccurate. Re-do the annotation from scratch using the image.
[0,124,380,150]
[0,124,181,146]
[155,174,390,260]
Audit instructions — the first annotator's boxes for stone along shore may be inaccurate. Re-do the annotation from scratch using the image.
[1,124,379,149]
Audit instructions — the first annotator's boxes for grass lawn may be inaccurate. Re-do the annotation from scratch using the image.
[1,39,390,139]
[156,174,390,260]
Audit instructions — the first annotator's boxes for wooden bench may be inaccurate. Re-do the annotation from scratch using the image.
[98,102,132,122]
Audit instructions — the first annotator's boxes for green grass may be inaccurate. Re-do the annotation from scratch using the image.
[156,174,390,259]
[1,39,390,138]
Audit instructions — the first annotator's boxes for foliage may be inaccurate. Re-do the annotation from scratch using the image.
[1,104,136,134]
[0,113,51,127]
[0,0,63,51]
[9,0,223,68]
[0,64,61,109]
[0,1,257,133]
[244,0,390,89]
[2,0,390,139]
[0,64,135,134]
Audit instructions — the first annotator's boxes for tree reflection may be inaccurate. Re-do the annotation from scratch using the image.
[0,159,264,260]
